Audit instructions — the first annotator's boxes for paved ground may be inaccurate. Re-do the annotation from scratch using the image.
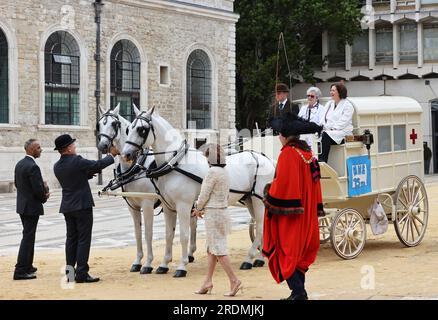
[0,185,252,257]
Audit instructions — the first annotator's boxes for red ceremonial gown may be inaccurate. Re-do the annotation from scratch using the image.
[262,144,322,283]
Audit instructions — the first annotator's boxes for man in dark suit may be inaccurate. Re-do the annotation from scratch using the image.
[14,139,50,280]
[53,134,118,283]
[272,83,299,118]
[267,83,300,132]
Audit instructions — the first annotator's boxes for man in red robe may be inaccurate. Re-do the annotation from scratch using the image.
[263,112,324,300]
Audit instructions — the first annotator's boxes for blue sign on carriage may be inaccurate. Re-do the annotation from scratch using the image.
[347,155,371,197]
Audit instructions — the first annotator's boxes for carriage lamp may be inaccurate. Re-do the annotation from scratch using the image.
[362,129,374,159]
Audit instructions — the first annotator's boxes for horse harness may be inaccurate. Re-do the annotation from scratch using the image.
[96,112,123,146]
[125,111,156,150]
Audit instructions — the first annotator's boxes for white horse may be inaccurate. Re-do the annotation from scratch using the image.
[96,104,197,276]
[122,106,275,277]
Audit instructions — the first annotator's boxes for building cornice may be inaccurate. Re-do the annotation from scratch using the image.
[107,0,239,23]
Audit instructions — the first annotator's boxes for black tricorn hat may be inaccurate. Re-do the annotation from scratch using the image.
[269,112,322,137]
[276,83,289,93]
[54,134,76,151]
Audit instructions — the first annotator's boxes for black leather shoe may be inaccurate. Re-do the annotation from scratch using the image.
[13,273,37,280]
[28,266,37,273]
[75,275,100,283]
[281,292,308,300]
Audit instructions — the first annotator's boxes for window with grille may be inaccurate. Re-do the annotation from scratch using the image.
[186,49,212,129]
[110,40,140,121]
[328,34,345,68]
[0,29,8,123]
[44,31,80,125]
[376,23,393,64]
[424,23,438,61]
[352,31,369,66]
[399,23,417,62]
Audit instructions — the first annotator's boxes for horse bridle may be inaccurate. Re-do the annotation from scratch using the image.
[125,111,156,150]
[96,112,121,146]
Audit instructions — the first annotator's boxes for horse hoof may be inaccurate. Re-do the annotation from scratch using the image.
[130,264,142,272]
[155,267,169,274]
[140,266,153,274]
[240,262,253,270]
[253,260,265,267]
[188,256,195,263]
[173,270,187,278]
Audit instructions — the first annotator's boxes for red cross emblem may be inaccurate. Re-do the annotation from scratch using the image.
[410,129,418,144]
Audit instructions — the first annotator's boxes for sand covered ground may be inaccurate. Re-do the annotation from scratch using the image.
[1,184,438,300]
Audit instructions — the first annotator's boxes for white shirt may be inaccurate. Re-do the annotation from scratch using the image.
[298,102,324,124]
[278,98,288,110]
[320,99,354,144]
[26,154,36,161]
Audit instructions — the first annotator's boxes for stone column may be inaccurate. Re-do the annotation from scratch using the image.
[418,22,423,67]
[369,28,375,70]
[393,23,399,69]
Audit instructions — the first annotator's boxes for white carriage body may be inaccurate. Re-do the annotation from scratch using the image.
[244,96,424,204]
[320,96,424,204]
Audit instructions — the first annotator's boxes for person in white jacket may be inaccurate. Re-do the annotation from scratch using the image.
[192,144,242,297]
[319,82,354,163]
[298,86,325,152]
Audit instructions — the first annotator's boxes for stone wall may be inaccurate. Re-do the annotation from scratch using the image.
[0,0,238,189]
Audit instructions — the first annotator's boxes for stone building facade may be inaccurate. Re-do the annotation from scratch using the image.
[0,0,238,189]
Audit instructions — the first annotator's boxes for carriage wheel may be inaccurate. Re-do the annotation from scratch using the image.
[249,217,256,243]
[394,175,428,247]
[330,208,366,260]
[319,216,332,244]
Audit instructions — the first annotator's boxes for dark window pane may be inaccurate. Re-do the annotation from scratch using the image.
[186,49,212,129]
[110,39,141,121]
[44,31,80,125]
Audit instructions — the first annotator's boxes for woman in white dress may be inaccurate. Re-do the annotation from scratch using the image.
[192,144,242,297]
[319,82,354,163]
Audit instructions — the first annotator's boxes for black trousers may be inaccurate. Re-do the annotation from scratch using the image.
[319,132,344,163]
[15,215,39,274]
[63,208,93,280]
[286,269,306,295]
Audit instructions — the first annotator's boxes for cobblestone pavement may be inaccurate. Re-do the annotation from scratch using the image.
[0,186,252,256]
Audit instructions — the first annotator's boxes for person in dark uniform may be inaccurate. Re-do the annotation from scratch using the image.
[53,134,118,283]
[267,83,300,132]
[13,139,50,280]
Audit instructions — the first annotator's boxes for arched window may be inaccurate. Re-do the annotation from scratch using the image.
[110,40,140,121]
[0,28,8,123]
[186,49,212,129]
[44,31,80,125]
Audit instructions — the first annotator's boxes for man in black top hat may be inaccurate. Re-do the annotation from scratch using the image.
[53,134,118,283]
[267,83,300,132]
[13,139,50,280]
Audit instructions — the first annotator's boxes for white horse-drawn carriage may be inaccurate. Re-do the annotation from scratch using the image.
[246,96,429,259]
[97,95,428,276]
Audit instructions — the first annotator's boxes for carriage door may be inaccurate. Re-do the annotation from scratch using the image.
[432,100,438,173]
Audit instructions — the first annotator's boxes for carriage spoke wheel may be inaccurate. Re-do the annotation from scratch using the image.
[330,208,366,260]
[319,216,332,244]
[394,175,428,247]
